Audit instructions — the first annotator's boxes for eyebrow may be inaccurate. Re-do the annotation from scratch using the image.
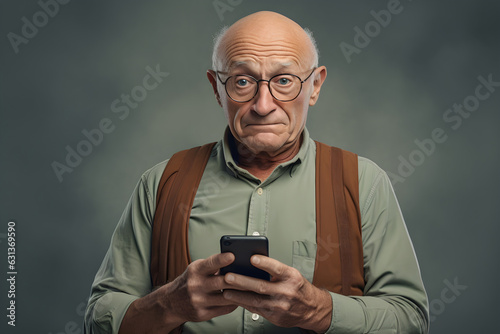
[229,60,248,69]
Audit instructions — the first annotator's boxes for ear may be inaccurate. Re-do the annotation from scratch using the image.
[309,66,327,106]
[207,70,222,107]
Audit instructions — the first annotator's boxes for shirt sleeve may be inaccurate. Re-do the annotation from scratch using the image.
[325,158,429,334]
[84,171,157,334]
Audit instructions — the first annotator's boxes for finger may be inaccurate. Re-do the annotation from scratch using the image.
[204,274,240,292]
[250,255,290,279]
[223,290,273,313]
[224,272,274,295]
[204,291,241,307]
[223,290,294,323]
[197,252,235,275]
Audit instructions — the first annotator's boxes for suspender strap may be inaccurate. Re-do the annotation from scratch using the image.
[330,145,352,295]
[150,142,216,287]
[313,141,364,296]
[314,141,338,291]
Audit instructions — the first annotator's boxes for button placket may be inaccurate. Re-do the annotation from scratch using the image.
[247,186,267,237]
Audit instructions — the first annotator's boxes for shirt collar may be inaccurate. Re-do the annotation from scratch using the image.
[221,126,312,179]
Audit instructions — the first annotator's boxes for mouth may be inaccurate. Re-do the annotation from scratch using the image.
[245,123,282,127]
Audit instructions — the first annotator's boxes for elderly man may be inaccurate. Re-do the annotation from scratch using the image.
[85,11,429,334]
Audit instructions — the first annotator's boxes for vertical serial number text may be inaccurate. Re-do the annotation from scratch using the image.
[7,221,16,326]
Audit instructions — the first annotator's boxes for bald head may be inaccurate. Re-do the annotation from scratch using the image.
[212,11,319,72]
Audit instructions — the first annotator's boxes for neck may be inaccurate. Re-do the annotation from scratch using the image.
[229,133,303,181]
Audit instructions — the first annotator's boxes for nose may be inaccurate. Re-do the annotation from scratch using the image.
[252,81,276,116]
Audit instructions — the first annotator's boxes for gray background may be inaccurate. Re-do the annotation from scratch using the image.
[1,1,499,333]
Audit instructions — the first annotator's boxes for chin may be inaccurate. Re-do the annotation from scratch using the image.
[244,135,286,154]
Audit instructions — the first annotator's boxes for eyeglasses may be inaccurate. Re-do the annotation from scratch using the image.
[216,68,316,103]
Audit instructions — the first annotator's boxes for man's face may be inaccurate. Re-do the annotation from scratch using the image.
[208,12,326,157]
[217,61,316,156]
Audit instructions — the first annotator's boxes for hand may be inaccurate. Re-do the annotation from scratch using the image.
[162,252,238,323]
[222,255,332,333]
[120,252,239,333]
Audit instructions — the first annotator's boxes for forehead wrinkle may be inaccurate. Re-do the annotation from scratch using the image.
[221,39,308,71]
[227,61,294,77]
[228,60,248,69]
[225,37,308,57]
[226,54,301,74]
[228,59,296,70]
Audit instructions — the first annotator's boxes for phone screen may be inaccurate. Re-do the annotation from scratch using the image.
[219,235,270,281]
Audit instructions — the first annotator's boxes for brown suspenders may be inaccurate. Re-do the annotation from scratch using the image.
[151,141,364,295]
[148,141,365,332]
[150,143,216,287]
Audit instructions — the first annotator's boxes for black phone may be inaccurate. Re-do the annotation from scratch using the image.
[219,235,270,281]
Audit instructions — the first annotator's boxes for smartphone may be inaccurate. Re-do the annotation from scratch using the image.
[219,235,270,281]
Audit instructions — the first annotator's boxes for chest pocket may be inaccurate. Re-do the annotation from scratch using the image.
[292,240,317,283]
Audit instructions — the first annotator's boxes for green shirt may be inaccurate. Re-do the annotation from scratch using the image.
[84,128,429,333]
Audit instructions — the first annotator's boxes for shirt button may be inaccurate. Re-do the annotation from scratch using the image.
[257,188,263,195]
[251,313,259,321]
[252,231,260,236]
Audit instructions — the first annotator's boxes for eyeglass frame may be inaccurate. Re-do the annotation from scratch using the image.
[215,67,317,103]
